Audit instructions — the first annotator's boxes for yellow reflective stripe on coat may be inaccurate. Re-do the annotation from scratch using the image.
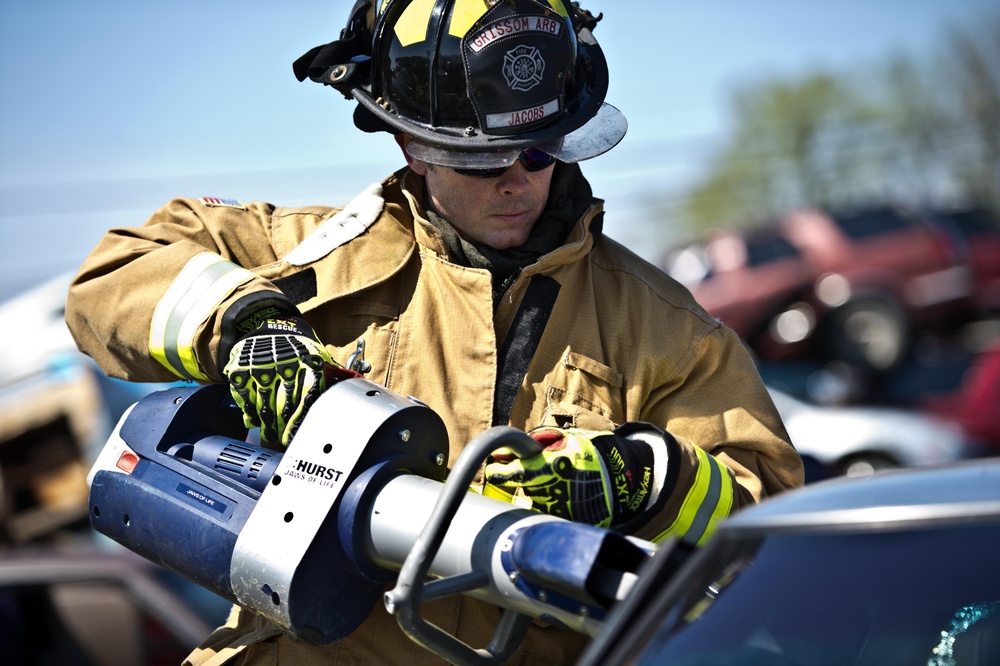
[149,253,255,381]
[654,447,734,546]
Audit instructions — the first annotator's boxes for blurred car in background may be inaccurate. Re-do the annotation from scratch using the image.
[767,385,971,477]
[0,274,105,544]
[579,458,1000,666]
[0,277,230,665]
[662,226,817,362]
[0,274,180,545]
[779,205,973,372]
[920,341,1000,457]
[663,205,983,379]
[924,206,1000,316]
[0,545,230,666]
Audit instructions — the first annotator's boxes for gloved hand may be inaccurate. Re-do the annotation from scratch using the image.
[224,311,335,448]
[484,426,654,528]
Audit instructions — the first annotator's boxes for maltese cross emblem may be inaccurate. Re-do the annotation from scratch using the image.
[502,45,545,92]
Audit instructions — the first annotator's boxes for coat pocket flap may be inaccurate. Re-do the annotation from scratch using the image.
[562,350,622,388]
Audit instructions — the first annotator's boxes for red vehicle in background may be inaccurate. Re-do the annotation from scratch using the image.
[664,206,983,376]
[923,207,1000,316]
[921,342,1000,455]
[662,226,817,360]
[775,206,974,372]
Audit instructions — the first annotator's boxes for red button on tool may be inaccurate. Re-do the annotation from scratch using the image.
[116,451,139,473]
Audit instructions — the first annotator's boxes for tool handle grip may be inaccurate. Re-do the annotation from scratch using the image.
[385,426,541,665]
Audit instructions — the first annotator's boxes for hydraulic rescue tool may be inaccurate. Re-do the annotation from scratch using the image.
[87,378,667,664]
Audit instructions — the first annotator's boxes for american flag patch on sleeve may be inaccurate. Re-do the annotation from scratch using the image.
[200,197,246,209]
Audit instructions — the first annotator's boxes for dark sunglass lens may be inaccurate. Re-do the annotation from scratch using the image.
[519,148,557,171]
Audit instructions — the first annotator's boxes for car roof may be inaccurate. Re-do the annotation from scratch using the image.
[723,458,1000,534]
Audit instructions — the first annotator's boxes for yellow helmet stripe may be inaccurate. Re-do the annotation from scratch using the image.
[544,0,570,18]
[149,253,255,381]
[394,0,439,46]
[448,0,489,38]
[449,0,569,38]
[653,446,735,546]
[393,0,572,45]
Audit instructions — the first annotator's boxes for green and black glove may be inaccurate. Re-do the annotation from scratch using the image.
[484,426,657,528]
[223,309,336,448]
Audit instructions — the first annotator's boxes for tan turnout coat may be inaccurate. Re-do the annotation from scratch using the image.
[67,168,803,665]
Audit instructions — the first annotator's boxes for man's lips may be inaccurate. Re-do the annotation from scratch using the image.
[493,209,531,221]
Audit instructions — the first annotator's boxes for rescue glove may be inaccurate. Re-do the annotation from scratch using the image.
[484,426,656,528]
[224,310,336,448]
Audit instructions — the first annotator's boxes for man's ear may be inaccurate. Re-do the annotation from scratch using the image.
[394,134,428,175]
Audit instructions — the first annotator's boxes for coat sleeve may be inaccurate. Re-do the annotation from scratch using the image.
[629,322,804,546]
[65,198,294,384]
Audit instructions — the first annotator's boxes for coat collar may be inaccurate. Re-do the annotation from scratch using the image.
[287,168,605,312]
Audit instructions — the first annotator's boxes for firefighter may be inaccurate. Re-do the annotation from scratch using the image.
[66,1,803,663]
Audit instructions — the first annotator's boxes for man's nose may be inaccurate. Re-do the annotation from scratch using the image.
[496,160,531,193]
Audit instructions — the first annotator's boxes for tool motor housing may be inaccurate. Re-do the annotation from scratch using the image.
[88,379,448,643]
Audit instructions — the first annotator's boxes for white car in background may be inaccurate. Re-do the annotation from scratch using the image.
[767,386,970,477]
[0,274,179,544]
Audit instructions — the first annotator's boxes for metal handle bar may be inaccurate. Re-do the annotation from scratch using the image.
[384,426,542,665]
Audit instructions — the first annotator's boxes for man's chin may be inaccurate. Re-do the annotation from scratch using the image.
[484,231,532,250]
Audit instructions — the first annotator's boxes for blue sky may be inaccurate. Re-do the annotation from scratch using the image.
[1,1,996,303]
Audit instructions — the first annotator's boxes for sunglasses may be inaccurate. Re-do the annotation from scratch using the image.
[452,147,558,178]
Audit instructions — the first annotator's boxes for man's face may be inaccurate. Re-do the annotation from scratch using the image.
[396,135,554,250]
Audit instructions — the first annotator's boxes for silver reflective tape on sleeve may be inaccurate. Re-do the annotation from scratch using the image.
[283,184,384,266]
[150,253,256,380]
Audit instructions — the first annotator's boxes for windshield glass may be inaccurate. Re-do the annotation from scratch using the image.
[633,524,1000,666]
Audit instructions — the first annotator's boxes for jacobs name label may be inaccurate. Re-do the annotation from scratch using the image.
[486,98,560,129]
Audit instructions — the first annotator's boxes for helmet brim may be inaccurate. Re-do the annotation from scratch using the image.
[401,103,626,168]
[556,102,629,163]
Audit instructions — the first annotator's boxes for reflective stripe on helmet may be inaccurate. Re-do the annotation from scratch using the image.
[451,0,570,38]
[149,253,255,381]
[391,0,572,47]
[449,0,490,37]
[653,446,735,546]
[394,0,437,46]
